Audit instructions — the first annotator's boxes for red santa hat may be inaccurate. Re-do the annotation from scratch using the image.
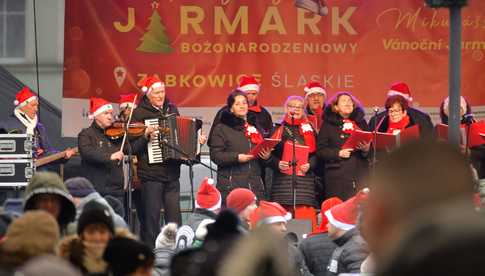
[195,178,221,211]
[304,81,327,99]
[137,75,164,94]
[119,93,138,110]
[226,188,257,214]
[14,87,37,109]
[238,75,260,93]
[250,201,292,228]
[443,96,467,116]
[387,82,413,102]
[89,97,113,119]
[325,188,369,231]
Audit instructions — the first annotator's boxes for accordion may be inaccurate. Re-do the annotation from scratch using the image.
[145,114,202,164]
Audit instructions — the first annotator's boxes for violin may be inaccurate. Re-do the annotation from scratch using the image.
[105,121,170,140]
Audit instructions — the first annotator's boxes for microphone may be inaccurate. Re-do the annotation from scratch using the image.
[373,106,380,113]
[289,111,295,118]
[463,113,474,124]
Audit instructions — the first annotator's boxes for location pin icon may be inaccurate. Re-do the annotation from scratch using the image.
[114,66,127,87]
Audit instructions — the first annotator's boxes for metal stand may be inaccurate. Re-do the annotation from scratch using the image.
[290,115,297,212]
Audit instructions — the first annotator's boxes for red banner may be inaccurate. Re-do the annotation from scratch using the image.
[63,0,485,108]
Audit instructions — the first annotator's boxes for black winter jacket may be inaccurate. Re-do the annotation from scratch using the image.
[316,106,369,200]
[78,121,147,198]
[131,96,182,182]
[209,110,266,202]
[327,228,369,276]
[299,233,337,276]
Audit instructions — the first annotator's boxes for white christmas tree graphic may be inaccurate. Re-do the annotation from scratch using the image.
[137,1,173,53]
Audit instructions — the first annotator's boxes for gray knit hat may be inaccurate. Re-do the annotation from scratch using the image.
[23,171,76,226]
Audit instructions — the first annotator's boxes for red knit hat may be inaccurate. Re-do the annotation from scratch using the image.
[249,201,292,228]
[387,82,413,102]
[325,189,369,231]
[14,87,37,108]
[195,178,221,211]
[89,97,113,119]
[226,188,257,214]
[238,75,260,92]
[304,81,326,99]
[317,197,343,233]
[119,93,138,110]
[137,75,164,94]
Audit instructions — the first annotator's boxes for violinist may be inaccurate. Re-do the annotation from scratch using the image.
[78,97,155,215]
[118,93,138,122]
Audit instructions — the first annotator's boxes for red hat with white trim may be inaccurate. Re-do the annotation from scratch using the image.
[304,81,327,99]
[14,87,37,109]
[325,188,369,231]
[387,82,413,102]
[119,93,138,110]
[195,178,221,211]
[89,97,113,119]
[137,75,164,94]
[238,75,260,93]
[250,201,292,228]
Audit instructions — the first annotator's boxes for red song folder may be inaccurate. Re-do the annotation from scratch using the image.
[374,124,420,150]
[341,130,374,149]
[248,138,281,156]
[281,141,309,176]
[436,121,485,148]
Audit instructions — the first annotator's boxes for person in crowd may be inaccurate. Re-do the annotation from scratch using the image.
[325,190,369,276]
[170,210,244,276]
[226,188,258,230]
[209,75,273,141]
[368,82,433,136]
[304,81,327,133]
[0,210,60,272]
[249,200,313,276]
[298,197,342,276]
[439,96,485,179]
[64,176,127,234]
[265,96,318,229]
[78,97,153,220]
[362,139,479,276]
[23,172,76,233]
[16,255,82,276]
[153,223,178,276]
[58,200,135,274]
[185,178,221,241]
[317,92,370,200]
[0,86,76,164]
[131,75,206,248]
[373,95,421,135]
[209,90,270,203]
[104,237,155,276]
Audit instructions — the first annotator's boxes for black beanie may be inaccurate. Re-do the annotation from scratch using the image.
[77,201,115,236]
[104,237,155,275]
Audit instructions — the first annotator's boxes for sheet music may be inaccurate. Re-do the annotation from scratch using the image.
[145,118,163,164]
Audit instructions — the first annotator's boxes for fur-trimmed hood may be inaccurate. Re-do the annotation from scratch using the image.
[323,104,366,126]
[220,109,258,130]
[57,228,136,274]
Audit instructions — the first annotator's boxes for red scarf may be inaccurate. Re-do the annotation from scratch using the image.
[307,109,323,132]
[341,118,360,134]
[387,115,410,134]
[274,114,316,153]
[248,105,262,113]
[244,123,264,145]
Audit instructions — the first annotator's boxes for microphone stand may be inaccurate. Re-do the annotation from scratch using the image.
[371,108,381,177]
[122,122,134,229]
[464,116,473,156]
[291,114,297,212]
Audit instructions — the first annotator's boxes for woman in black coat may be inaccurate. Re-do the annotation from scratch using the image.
[265,96,318,228]
[317,92,370,200]
[209,90,270,204]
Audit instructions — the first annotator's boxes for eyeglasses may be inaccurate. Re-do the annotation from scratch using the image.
[287,105,304,110]
[388,108,403,114]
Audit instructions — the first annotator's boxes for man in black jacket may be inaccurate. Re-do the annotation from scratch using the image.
[132,75,184,248]
[78,97,152,217]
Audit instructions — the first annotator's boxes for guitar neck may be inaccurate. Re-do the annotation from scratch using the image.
[35,147,78,167]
